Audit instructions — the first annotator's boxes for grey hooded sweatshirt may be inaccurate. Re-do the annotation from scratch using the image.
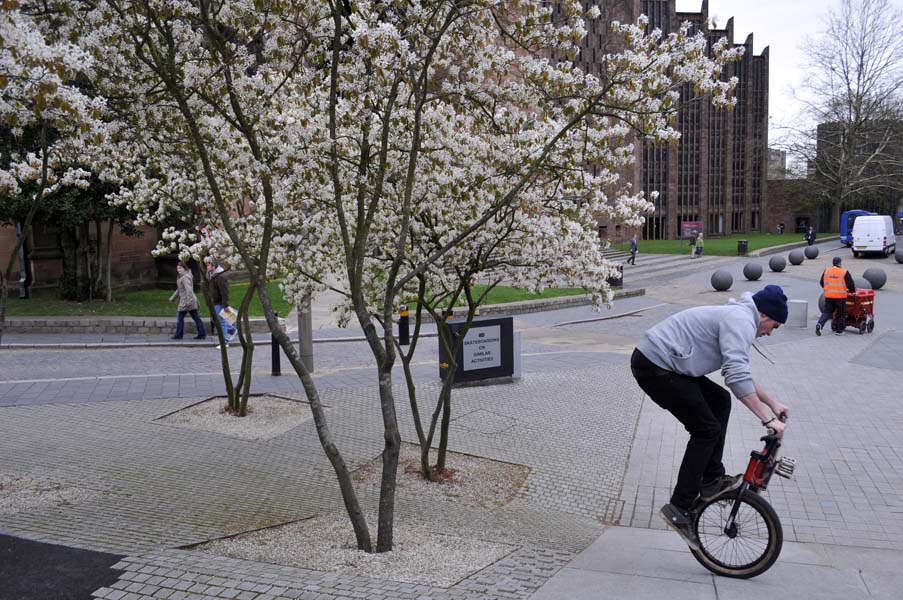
[635,292,760,399]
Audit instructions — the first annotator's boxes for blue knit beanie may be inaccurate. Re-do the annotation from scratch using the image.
[752,284,788,324]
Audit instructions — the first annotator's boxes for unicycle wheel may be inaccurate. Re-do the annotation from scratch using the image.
[690,491,783,578]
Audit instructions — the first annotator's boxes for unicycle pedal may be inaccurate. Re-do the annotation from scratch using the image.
[775,457,796,479]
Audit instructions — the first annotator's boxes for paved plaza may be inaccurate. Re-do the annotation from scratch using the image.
[2,239,903,599]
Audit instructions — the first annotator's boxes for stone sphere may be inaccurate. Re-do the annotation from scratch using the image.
[711,270,733,291]
[895,246,903,264]
[788,250,805,265]
[854,277,872,290]
[743,262,763,281]
[818,293,826,314]
[804,246,819,259]
[769,255,786,272]
[862,268,887,290]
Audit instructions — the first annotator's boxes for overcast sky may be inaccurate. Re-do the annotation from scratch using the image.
[675,0,903,145]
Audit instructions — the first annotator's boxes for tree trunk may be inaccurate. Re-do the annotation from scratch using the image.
[201,274,236,408]
[376,335,401,553]
[233,282,257,416]
[255,284,373,551]
[104,220,114,302]
[94,219,103,294]
[81,222,92,302]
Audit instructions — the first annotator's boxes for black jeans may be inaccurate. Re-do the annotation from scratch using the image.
[631,349,731,509]
[817,297,845,332]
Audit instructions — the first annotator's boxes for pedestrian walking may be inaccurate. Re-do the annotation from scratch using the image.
[694,232,704,258]
[816,256,855,336]
[169,262,207,340]
[689,231,698,258]
[207,259,237,347]
[628,233,638,265]
[631,284,790,549]
[805,226,816,246]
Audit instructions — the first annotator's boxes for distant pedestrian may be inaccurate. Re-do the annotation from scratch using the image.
[628,234,638,265]
[805,226,816,246]
[778,223,785,235]
[207,259,237,347]
[169,263,207,340]
[689,231,698,257]
[694,232,705,258]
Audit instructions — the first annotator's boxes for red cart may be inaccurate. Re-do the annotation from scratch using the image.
[840,289,875,334]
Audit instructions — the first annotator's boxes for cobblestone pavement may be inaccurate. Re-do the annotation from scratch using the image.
[4,246,903,599]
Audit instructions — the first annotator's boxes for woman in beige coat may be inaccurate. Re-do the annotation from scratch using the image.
[169,263,207,339]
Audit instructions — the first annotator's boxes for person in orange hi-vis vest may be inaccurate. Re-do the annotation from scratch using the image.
[816,256,856,336]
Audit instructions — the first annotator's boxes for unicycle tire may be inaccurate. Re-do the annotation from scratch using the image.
[690,491,783,578]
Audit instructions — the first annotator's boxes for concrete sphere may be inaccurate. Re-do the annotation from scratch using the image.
[743,262,763,281]
[804,246,819,259]
[895,246,903,264]
[769,255,786,272]
[854,277,872,290]
[863,268,887,290]
[711,270,733,291]
[788,249,805,265]
[818,293,826,314]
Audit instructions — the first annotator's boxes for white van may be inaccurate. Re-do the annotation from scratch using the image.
[851,215,896,257]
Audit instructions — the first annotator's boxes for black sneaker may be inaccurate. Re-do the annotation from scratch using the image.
[659,503,699,551]
[699,474,742,502]
[815,323,822,336]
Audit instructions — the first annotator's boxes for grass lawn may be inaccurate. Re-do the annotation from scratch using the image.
[613,232,838,256]
[4,280,294,318]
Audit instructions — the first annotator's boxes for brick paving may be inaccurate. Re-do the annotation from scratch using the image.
[2,247,902,598]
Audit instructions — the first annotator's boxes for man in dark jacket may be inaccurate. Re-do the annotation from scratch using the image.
[628,234,638,265]
[805,227,816,246]
[207,259,237,346]
[817,256,856,336]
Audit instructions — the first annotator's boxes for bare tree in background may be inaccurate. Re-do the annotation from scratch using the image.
[782,0,903,230]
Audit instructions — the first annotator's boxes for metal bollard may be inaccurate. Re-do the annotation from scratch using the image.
[399,305,410,345]
[271,310,281,376]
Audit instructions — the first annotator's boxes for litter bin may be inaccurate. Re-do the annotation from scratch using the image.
[606,265,623,287]
[737,240,749,256]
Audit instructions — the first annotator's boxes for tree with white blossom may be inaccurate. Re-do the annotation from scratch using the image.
[0,3,106,343]
[57,0,739,553]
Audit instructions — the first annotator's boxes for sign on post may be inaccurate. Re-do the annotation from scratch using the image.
[680,221,704,239]
[439,316,514,384]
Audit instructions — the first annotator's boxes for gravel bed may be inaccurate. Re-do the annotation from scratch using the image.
[0,470,108,515]
[157,394,313,440]
[197,514,517,588]
[175,401,530,587]
[355,442,530,510]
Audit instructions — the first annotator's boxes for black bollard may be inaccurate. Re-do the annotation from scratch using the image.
[271,310,281,376]
[399,305,410,345]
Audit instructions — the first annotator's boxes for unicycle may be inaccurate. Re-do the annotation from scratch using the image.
[690,414,795,578]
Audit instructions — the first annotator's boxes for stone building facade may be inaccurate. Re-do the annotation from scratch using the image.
[575,0,770,241]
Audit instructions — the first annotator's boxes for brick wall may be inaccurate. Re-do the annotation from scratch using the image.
[0,222,159,294]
